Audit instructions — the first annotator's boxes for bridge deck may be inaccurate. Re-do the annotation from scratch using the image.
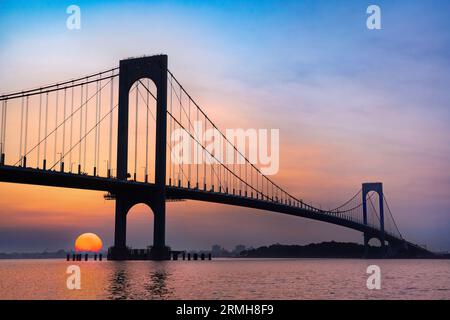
[0,165,405,245]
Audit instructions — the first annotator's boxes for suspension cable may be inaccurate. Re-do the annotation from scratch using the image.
[167,70,311,206]
[135,84,191,184]
[49,102,119,171]
[13,78,111,167]
[330,189,362,212]
[0,68,119,100]
[383,194,403,239]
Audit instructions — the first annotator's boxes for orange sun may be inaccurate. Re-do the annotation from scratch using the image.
[75,233,103,252]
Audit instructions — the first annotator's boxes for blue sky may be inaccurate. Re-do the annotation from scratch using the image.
[0,0,449,251]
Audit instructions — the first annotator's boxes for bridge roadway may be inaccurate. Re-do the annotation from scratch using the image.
[0,164,405,246]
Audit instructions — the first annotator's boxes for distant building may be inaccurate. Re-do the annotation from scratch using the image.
[212,244,222,256]
[233,245,246,256]
[211,244,231,257]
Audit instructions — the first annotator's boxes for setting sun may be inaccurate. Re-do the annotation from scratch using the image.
[75,233,103,253]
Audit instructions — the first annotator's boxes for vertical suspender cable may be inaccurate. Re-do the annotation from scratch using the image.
[94,80,99,172]
[4,100,7,159]
[62,88,67,169]
[188,98,191,186]
[44,93,49,168]
[54,87,59,165]
[24,96,29,166]
[179,86,182,186]
[145,78,149,182]
[0,100,3,158]
[217,128,220,191]
[250,165,253,196]
[19,96,24,164]
[37,92,42,167]
[245,156,247,195]
[97,76,102,174]
[83,81,88,172]
[196,104,199,188]
[3,100,7,160]
[69,82,74,171]
[204,114,207,189]
[256,166,259,196]
[239,155,242,195]
[134,82,138,180]
[262,176,264,200]
[170,76,174,185]
[0,100,3,156]
[79,84,83,171]
[272,182,274,201]
[108,73,114,177]
[98,77,102,175]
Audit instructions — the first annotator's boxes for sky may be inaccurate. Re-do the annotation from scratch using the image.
[0,0,449,252]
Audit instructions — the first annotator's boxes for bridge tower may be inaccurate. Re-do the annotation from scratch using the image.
[362,182,385,256]
[109,55,169,260]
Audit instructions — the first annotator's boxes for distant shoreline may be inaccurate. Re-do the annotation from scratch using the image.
[0,250,106,260]
[1,242,448,260]
[238,242,449,259]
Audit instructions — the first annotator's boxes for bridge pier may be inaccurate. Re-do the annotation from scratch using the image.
[109,195,129,260]
[363,233,387,258]
[363,233,370,258]
[108,193,170,261]
[150,197,169,260]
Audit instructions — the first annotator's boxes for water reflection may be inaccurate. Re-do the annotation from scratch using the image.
[144,265,172,299]
[1,259,449,299]
[107,261,172,299]
[108,262,131,300]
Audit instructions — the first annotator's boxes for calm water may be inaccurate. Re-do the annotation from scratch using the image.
[0,259,449,300]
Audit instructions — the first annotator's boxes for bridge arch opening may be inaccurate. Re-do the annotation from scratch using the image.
[126,202,154,250]
[368,237,382,247]
[127,79,157,183]
[365,191,381,227]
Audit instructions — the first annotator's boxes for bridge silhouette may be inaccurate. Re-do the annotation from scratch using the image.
[0,55,427,259]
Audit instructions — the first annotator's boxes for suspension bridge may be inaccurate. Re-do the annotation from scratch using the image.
[0,55,429,259]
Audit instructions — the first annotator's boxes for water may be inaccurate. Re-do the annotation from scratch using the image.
[0,259,449,300]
